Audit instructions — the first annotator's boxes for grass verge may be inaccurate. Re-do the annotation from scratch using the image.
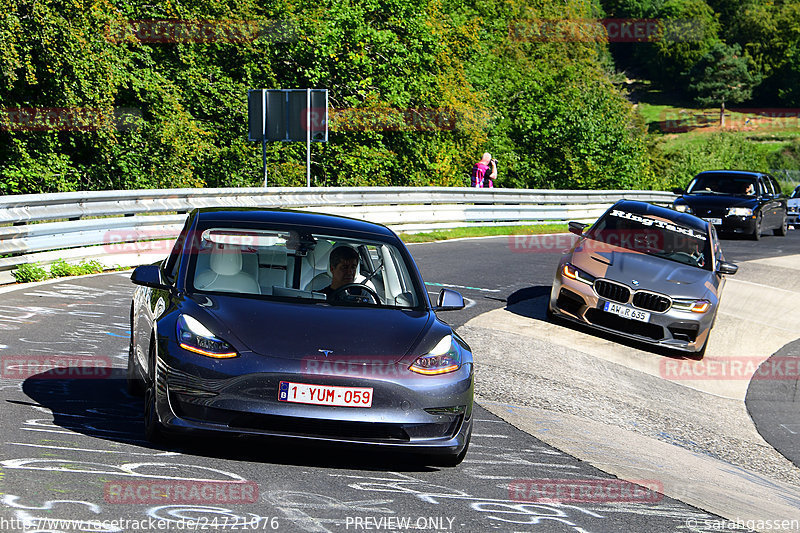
[400,224,569,243]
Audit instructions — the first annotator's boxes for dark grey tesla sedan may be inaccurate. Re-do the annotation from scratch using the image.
[128,208,473,465]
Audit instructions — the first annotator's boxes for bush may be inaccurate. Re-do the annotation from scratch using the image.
[48,259,105,278]
[48,259,75,278]
[73,260,104,275]
[12,262,49,283]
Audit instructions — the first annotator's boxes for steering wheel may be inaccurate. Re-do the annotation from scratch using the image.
[671,251,705,267]
[330,283,380,304]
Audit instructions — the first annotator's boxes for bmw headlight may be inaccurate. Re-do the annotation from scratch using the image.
[671,299,711,313]
[177,315,238,358]
[674,204,692,213]
[727,207,753,216]
[410,335,461,375]
[562,263,595,285]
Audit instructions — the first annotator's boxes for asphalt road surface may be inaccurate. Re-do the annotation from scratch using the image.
[0,229,797,532]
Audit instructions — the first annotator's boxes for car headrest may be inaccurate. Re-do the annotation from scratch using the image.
[209,244,242,276]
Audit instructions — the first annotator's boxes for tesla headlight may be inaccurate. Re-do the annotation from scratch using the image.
[674,204,692,213]
[562,263,595,285]
[410,335,461,375]
[177,315,238,358]
[727,207,753,216]
[671,299,711,313]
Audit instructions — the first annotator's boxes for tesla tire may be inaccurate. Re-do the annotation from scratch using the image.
[143,347,165,444]
[428,434,470,467]
[126,341,144,396]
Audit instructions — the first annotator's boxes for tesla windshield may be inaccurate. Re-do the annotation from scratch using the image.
[188,228,422,308]
[686,173,758,196]
[587,209,711,269]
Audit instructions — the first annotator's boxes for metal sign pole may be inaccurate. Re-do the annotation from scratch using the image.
[262,90,268,187]
[306,88,311,187]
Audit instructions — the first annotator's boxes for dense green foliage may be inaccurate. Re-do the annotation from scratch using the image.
[0,0,798,194]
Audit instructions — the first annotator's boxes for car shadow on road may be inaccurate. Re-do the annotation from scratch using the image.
[505,286,703,361]
[21,369,445,471]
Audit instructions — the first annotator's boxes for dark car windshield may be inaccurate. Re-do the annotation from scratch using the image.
[686,173,758,196]
[791,186,800,199]
[186,227,422,308]
[587,208,711,270]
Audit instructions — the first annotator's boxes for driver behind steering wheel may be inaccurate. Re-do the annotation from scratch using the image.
[318,245,367,302]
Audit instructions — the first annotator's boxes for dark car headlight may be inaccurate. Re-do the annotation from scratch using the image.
[177,314,238,358]
[562,263,595,285]
[410,335,461,375]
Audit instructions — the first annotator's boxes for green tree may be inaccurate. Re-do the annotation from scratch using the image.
[687,42,760,125]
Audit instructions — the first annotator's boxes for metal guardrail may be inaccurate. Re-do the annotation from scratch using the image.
[0,187,676,273]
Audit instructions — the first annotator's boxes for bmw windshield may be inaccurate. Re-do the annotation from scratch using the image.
[587,209,711,270]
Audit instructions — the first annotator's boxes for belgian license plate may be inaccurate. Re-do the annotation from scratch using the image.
[278,381,373,408]
[604,302,650,322]
[704,218,722,225]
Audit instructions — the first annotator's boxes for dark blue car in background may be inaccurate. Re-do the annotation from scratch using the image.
[673,170,788,240]
[128,208,473,465]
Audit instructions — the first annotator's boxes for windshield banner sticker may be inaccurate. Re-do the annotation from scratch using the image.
[609,210,707,241]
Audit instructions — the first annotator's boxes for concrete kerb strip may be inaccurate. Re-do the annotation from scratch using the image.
[478,399,800,530]
[466,254,800,531]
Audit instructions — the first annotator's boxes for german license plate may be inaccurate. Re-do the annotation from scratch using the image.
[604,302,650,322]
[704,218,722,225]
[278,381,373,408]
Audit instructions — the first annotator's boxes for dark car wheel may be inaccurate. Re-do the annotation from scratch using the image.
[427,433,471,467]
[774,216,788,236]
[126,340,144,396]
[751,214,762,240]
[143,345,165,443]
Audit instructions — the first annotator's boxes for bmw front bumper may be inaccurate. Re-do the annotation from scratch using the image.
[549,270,714,353]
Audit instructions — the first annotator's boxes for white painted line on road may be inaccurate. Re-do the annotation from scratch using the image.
[425,281,501,293]
[779,424,799,435]
[7,442,181,456]
[471,433,509,438]
[728,277,800,295]
[21,427,77,435]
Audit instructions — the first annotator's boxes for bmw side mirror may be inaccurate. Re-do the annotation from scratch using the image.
[131,264,170,289]
[717,261,738,275]
[671,187,684,195]
[435,288,465,311]
[568,221,587,236]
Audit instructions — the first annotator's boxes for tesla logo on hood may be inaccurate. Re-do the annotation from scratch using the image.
[631,279,640,286]
[318,349,333,357]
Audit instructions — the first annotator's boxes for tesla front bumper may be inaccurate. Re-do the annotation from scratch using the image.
[150,353,474,455]
[549,271,714,353]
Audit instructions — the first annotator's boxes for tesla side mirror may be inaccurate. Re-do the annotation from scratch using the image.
[717,261,738,275]
[435,288,465,311]
[131,264,170,289]
[671,187,684,195]
[568,221,587,236]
